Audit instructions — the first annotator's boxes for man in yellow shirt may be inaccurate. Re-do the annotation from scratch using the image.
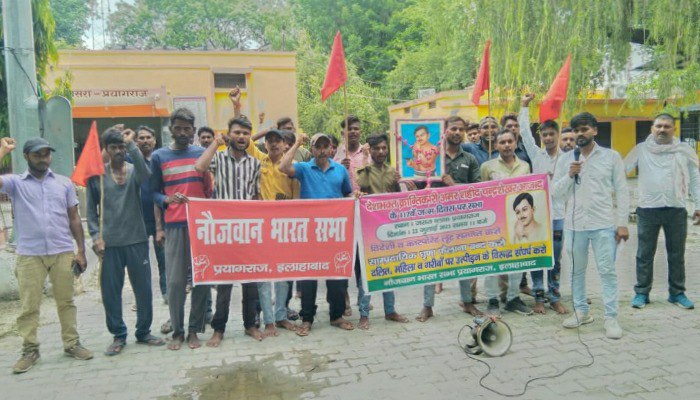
[480,129,533,317]
[245,129,300,336]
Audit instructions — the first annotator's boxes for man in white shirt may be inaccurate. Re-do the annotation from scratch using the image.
[626,113,700,310]
[519,94,568,315]
[552,112,629,339]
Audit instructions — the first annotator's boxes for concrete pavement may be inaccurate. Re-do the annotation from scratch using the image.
[1,220,699,399]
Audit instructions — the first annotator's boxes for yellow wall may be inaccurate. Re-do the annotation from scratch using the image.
[389,89,681,158]
[49,50,298,132]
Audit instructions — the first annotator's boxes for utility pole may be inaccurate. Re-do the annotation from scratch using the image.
[2,0,40,173]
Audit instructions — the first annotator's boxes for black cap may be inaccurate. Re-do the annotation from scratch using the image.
[23,138,56,154]
[264,129,284,141]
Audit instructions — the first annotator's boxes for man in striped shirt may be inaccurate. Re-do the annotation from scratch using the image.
[195,117,263,345]
[150,108,213,351]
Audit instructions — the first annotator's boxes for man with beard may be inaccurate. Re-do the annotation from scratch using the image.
[1,137,92,373]
[560,127,575,152]
[518,94,568,315]
[280,133,354,336]
[417,116,483,322]
[354,133,411,329]
[150,108,212,350]
[335,115,371,192]
[553,112,628,339]
[88,126,164,356]
[626,113,700,310]
[462,116,499,165]
[135,126,167,303]
[195,117,263,345]
[480,129,533,317]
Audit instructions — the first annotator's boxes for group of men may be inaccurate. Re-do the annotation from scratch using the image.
[2,92,698,374]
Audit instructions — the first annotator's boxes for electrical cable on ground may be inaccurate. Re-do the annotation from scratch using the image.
[457,171,595,397]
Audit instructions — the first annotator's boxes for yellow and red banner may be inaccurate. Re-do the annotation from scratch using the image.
[186,198,355,285]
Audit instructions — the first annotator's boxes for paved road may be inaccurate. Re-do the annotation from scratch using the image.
[2,221,699,399]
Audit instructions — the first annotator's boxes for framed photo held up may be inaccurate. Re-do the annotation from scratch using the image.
[395,119,445,181]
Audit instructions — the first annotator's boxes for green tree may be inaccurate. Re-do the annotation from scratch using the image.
[294,0,409,83]
[296,33,390,139]
[50,0,90,48]
[387,0,700,114]
[109,0,294,50]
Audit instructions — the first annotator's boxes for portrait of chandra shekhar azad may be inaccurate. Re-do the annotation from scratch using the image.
[511,192,548,244]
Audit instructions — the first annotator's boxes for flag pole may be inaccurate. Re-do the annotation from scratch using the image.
[487,83,492,158]
[343,84,349,150]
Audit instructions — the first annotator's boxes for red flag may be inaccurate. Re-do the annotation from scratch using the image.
[540,55,572,123]
[471,40,491,105]
[71,121,104,186]
[321,31,348,101]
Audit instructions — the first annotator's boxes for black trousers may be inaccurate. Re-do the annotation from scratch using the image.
[298,279,348,324]
[210,282,259,332]
[634,207,688,296]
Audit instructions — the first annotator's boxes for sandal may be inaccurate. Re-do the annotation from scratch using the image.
[160,320,173,334]
[330,318,355,330]
[296,322,312,337]
[105,338,126,356]
[136,334,165,346]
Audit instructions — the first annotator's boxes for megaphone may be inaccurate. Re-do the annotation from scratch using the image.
[461,316,513,357]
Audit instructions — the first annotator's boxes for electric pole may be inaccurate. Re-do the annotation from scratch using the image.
[2,0,40,173]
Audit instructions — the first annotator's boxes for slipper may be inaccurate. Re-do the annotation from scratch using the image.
[136,334,165,346]
[287,309,300,321]
[105,339,126,356]
[330,319,354,330]
[160,320,173,334]
[296,322,312,337]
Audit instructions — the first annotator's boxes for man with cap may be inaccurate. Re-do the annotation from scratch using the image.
[279,132,354,336]
[1,137,93,374]
[244,128,300,336]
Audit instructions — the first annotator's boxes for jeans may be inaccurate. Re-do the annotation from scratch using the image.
[421,280,474,307]
[257,281,290,324]
[354,254,397,316]
[566,228,618,318]
[486,274,520,302]
[532,219,564,303]
[15,252,79,352]
[101,242,153,341]
[634,207,688,296]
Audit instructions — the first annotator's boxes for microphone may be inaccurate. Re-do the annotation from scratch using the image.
[573,147,581,184]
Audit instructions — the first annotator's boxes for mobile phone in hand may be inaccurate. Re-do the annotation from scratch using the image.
[72,260,83,277]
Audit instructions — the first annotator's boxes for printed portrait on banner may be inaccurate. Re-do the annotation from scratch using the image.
[395,119,445,181]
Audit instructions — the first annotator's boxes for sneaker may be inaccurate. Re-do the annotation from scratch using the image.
[668,293,694,309]
[631,293,649,309]
[487,298,501,317]
[64,343,93,360]
[12,350,40,374]
[604,317,623,339]
[504,297,533,315]
[562,310,594,328]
